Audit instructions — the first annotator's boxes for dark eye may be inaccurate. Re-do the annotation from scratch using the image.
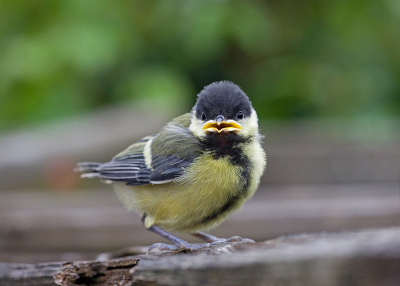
[236,111,244,119]
[201,112,207,120]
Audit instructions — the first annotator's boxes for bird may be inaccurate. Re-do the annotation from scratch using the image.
[76,81,266,252]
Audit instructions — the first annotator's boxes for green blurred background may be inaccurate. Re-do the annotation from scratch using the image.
[1,1,400,262]
[1,0,400,132]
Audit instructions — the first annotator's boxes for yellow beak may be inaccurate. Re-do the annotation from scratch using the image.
[203,120,241,133]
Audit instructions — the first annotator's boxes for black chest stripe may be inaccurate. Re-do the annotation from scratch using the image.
[198,165,252,226]
[196,133,254,226]
[200,133,253,165]
[198,194,241,225]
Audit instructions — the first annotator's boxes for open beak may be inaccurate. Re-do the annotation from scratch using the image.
[203,117,241,133]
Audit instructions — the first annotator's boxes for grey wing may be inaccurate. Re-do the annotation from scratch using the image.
[96,154,193,186]
[77,134,155,186]
[146,155,193,184]
[76,131,197,186]
[96,155,151,186]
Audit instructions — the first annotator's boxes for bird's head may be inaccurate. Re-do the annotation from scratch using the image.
[189,81,259,139]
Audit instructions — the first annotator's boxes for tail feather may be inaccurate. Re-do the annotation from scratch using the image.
[74,162,102,178]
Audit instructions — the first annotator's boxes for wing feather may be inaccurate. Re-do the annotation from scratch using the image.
[76,113,200,186]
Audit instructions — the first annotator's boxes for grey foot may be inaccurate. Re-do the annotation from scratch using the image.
[191,231,256,244]
[217,236,255,243]
[147,242,211,254]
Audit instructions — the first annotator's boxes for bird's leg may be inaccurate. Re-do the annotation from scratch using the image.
[147,225,212,253]
[141,214,205,253]
[146,227,255,253]
[148,225,190,250]
[191,231,255,244]
[142,210,255,253]
[191,231,224,243]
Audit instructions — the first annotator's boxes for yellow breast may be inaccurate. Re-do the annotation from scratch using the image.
[113,140,266,233]
[113,154,240,232]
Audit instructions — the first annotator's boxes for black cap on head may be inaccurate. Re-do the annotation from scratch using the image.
[194,81,252,121]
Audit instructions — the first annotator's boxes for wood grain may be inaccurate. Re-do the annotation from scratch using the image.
[1,228,400,286]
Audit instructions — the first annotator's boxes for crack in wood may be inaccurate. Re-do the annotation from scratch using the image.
[52,259,139,286]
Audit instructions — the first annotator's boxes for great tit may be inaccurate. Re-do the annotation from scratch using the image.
[76,81,266,252]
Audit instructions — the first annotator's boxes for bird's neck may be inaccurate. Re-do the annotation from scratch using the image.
[200,133,253,163]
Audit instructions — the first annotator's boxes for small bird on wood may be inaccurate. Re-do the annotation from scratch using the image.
[76,81,266,252]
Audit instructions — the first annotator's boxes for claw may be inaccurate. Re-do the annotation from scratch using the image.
[238,238,256,243]
[147,242,212,255]
[224,236,255,243]
[191,232,256,244]
[147,243,180,254]
[224,236,243,242]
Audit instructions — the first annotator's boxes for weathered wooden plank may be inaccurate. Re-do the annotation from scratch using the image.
[132,228,400,285]
[0,258,139,286]
[1,228,399,286]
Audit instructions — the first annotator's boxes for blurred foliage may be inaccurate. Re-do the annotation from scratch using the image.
[1,0,400,130]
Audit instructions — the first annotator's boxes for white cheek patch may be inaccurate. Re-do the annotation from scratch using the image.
[189,116,207,138]
[237,109,259,137]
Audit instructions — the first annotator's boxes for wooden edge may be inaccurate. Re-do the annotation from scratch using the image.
[1,228,400,286]
[0,257,139,286]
